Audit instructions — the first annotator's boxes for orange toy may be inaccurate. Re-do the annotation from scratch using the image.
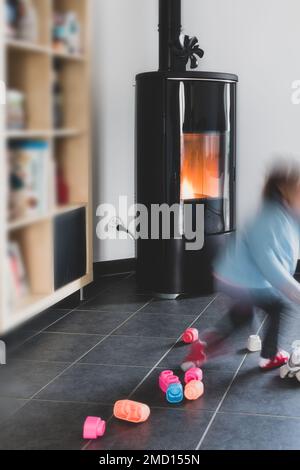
[184,380,204,401]
[113,400,150,423]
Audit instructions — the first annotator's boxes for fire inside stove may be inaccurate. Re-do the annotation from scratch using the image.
[180,133,220,201]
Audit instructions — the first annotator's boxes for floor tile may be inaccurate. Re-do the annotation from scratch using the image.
[36,364,151,404]
[159,340,246,372]
[80,335,175,367]
[104,274,149,296]
[221,357,300,417]
[1,328,36,353]
[0,401,112,450]
[24,309,72,332]
[12,332,104,363]
[88,408,213,451]
[139,295,215,317]
[200,294,233,318]
[0,361,68,399]
[46,311,134,335]
[0,397,27,424]
[53,291,81,309]
[131,368,235,412]
[114,312,195,339]
[80,291,151,313]
[83,274,129,299]
[201,412,300,450]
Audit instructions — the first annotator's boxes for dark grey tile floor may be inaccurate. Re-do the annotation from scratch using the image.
[0,272,299,450]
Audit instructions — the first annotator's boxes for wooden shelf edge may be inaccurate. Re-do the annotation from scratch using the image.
[2,273,93,334]
[6,39,87,62]
[52,50,86,62]
[5,130,52,139]
[8,204,88,231]
[5,38,50,54]
[5,129,85,140]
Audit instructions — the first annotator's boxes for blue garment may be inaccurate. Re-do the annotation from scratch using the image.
[214,199,300,303]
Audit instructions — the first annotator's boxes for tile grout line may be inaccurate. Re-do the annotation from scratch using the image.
[128,296,218,398]
[27,298,155,401]
[195,315,268,450]
[82,294,218,451]
[6,309,77,354]
[41,331,180,341]
[3,398,300,423]
[217,410,300,421]
[0,296,154,428]
[5,273,136,354]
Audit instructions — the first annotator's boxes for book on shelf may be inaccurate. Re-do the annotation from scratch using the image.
[7,241,29,309]
[8,140,51,222]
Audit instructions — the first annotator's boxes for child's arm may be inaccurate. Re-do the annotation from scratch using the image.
[246,215,300,304]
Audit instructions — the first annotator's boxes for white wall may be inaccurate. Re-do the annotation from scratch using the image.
[92,0,300,262]
[92,0,157,262]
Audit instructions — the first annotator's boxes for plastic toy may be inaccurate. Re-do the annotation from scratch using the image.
[166,383,184,404]
[247,335,262,352]
[113,400,150,423]
[280,341,300,382]
[184,367,203,384]
[184,380,204,400]
[182,328,199,344]
[159,370,180,393]
[83,416,106,440]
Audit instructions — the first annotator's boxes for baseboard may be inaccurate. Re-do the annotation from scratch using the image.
[93,258,136,278]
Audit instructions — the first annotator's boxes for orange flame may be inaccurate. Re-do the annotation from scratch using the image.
[181,133,220,200]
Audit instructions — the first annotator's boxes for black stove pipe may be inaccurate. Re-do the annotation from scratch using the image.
[159,0,182,71]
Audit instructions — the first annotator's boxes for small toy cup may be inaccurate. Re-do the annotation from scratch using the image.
[184,380,204,401]
[247,335,262,352]
[166,383,183,404]
[113,400,150,423]
[184,367,203,384]
[159,370,180,393]
[83,416,106,440]
[182,328,199,344]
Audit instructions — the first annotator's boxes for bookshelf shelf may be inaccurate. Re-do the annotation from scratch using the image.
[6,40,86,62]
[52,50,86,62]
[53,128,83,138]
[6,38,51,54]
[5,129,53,139]
[5,129,83,139]
[8,213,51,232]
[1,0,93,335]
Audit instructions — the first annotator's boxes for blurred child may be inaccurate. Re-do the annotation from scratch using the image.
[182,160,300,371]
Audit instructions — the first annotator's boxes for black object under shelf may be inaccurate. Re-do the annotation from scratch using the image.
[54,207,87,290]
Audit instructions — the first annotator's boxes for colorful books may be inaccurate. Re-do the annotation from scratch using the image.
[8,141,50,221]
[7,241,29,309]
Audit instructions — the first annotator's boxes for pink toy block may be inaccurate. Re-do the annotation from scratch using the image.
[83,416,106,440]
[182,328,199,344]
[159,370,180,393]
[184,367,203,384]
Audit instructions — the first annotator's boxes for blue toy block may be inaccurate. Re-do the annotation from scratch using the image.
[166,383,183,404]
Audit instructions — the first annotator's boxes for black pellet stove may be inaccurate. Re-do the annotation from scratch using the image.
[136,0,238,298]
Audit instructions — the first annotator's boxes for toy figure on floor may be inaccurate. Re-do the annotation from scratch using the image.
[280,341,300,381]
[182,160,300,372]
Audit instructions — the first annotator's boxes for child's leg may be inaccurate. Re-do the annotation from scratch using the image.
[211,302,254,340]
[255,295,287,359]
[253,293,290,370]
[182,301,254,370]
